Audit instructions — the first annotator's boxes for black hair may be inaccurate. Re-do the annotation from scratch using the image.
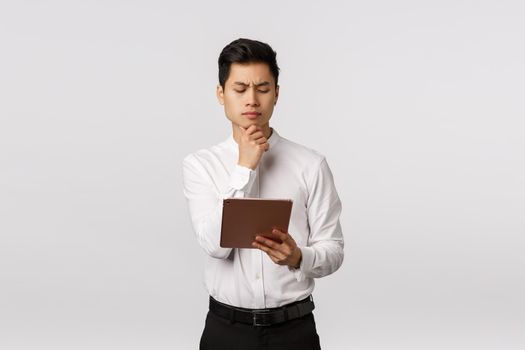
[218,38,280,88]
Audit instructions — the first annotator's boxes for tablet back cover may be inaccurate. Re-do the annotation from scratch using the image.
[220,198,293,248]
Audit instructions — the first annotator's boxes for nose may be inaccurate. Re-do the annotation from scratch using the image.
[245,87,259,107]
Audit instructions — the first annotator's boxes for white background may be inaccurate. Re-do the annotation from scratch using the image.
[1,0,524,349]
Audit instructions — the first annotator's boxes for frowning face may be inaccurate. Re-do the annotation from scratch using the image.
[217,62,279,130]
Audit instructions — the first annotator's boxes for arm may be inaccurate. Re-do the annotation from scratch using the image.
[292,157,344,281]
[182,125,269,258]
[182,153,257,259]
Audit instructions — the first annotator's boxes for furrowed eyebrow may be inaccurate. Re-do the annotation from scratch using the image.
[233,81,271,87]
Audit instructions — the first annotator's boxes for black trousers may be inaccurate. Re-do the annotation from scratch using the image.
[199,310,322,350]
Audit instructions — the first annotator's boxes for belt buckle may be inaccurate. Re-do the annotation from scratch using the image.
[252,310,271,327]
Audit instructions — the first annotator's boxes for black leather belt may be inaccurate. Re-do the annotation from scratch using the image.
[209,295,315,327]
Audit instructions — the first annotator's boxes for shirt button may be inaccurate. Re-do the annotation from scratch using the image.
[255,273,260,280]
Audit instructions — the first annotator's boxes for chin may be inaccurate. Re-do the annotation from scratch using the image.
[240,119,260,127]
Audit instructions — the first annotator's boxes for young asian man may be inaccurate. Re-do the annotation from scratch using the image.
[182,38,344,349]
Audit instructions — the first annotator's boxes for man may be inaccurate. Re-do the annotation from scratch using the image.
[182,38,344,349]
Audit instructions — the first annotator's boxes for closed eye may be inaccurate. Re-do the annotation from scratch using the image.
[234,89,270,93]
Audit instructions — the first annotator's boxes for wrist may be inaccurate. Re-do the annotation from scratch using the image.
[291,247,302,269]
[238,160,256,170]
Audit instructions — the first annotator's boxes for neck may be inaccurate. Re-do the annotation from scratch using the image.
[232,123,272,144]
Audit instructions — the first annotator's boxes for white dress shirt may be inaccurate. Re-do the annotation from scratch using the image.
[182,128,344,309]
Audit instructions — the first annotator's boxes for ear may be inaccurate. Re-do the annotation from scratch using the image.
[274,84,279,105]
[216,85,224,105]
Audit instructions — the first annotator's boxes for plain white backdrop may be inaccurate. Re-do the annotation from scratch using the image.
[1,1,524,349]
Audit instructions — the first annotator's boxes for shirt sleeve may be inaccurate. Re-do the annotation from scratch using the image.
[289,157,344,281]
[182,153,257,259]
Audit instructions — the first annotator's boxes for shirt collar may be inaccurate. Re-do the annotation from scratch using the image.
[226,127,281,151]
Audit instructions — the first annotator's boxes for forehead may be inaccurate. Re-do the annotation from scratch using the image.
[226,62,275,85]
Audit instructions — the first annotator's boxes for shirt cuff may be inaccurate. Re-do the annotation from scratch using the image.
[228,164,256,192]
[289,246,315,282]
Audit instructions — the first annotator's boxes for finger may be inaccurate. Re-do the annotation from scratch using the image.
[255,235,280,249]
[258,144,268,153]
[245,124,259,135]
[272,229,291,243]
[258,231,282,244]
[252,242,286,261]
[254,138,267,145]
[249,131,264,140]
[255,236,291,256]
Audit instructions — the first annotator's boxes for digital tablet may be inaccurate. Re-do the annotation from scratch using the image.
[220,198,293,248]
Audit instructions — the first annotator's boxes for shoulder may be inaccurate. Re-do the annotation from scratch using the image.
[275,135,326,167]
[182,138,230,168]
[274,135,339,194]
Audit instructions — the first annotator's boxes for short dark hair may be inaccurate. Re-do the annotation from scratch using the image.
[218,38,280,88]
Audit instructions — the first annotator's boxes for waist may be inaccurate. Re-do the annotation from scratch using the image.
[209,295,315,327]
